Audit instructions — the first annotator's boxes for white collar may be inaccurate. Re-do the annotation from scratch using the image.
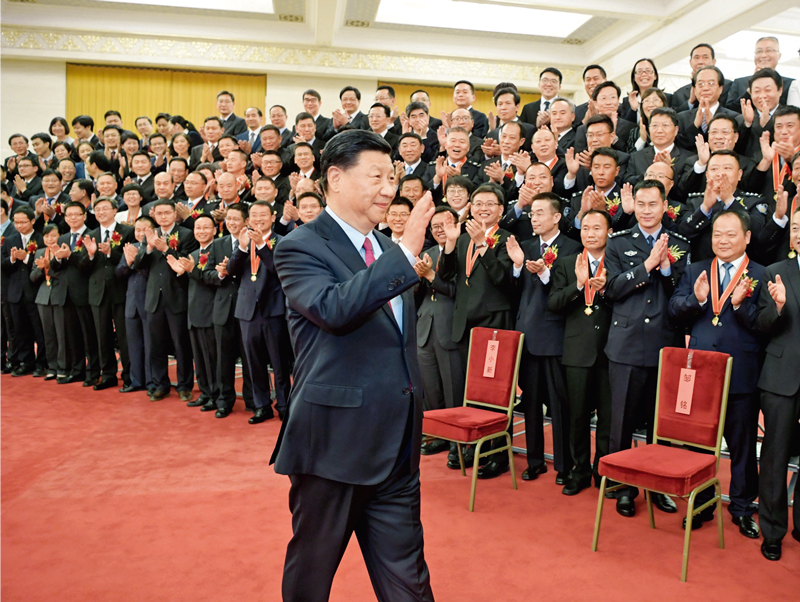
[653,143,675,154]
[539,232,559,248]
[405,159,421,171]
[716,253,746,272]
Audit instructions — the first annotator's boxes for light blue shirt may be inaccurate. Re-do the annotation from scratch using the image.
[326,206,415,333]
[0,219,10,237]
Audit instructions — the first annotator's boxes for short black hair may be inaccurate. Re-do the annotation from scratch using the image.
[592,81,621,101]
[104,110,122,120]
[41,168,62,181]
[339,86,361,101]
[692,65,725,87]
[433,205,459,222]
[445,175,474,195]
[218,134,239,146]
[71,115,95,130]
[135,115,152,125]
[193,214,217,227]
[246,107,263,117]
[13,204,36,221]
[708,113,739,133]
[583,208,613,229]
[398,132,423,145]
[153,199,176,210]
[389,197,413,212]
[302,89,321,102]
[120,183,143,196]
[712,207,750,233]
[406,101,428,116]
[471,183,504,206]
[94,196,119,211]
[634,179,666,200]
[204,116,224,128]
[320,130,391,195]
[8,133,28,145]
[295,111,315,125]
[293,142,314,154]
[169,157,189,170]
[410,89,430,101]
[217,90,235,101]
[774,105,800,122]
[102,124,122,135]
[583,64,607,79]
[73,179,95,195]
[649,107,679,127]
[369,103,391,118]
[297,192,324,208]
[690,43,715,59]
[226,203,249,219]
[63,201,87,215]
[585,114,615,133]
[260,124,281,137]
[43,223,59,237]
[130,150,150,164]
[31,132,52,147]
[155,112,171,123]
[49,117,70,137]
[270,104,287,116]
[541,67,563,83]
[454,80,475,94]
[87,150,111,172]
[135,215,157,228]
[748,68,782,91]
[494,87,521,106]
[493,82,517,95]
[376,85,396,98]
[531,192,562,214]
[398,174,427,191]
[590,147,620,167]
[120,131,140,145]
[707,149,740,167]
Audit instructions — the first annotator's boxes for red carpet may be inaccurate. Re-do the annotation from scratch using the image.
[2,374,798,601]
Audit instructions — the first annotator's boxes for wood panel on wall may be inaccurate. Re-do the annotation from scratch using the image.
[66,64,266,134]
[379,82,540,121]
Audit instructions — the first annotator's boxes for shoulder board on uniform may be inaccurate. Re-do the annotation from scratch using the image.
[686,192,703,198]
[468,161,480,167]
[668,231,689,243]
[609,229,631,238]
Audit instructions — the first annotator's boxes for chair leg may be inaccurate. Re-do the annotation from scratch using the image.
[506,432,517,490]
[715,480,725,550]
[457,443,466,477]
[469,440,484,512]
[645,490,655,529]
[592,476,607,551]
[682,489,698,582]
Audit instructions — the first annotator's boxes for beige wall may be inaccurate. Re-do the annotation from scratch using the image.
[1,59,67,160]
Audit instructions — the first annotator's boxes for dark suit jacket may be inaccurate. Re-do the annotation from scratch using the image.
[487,119,533,153]
[573,119,636,154]
[189,143,223,171]
[133,225,198,314]
[1,229,45,303]
[620,93,673,123]
[115,242,148,319]
[756,258,800,397]
[133,174,156,204]
[469,108,489,139]
[514,233,582,356]
[520,99,549,127]
[670,80,733,113]
[227,234,285,321]
[724,75,794,113]
[548,251,613,367]
[271,210,424,484]
[626,145,693,201]
[186,244,217,328]
[15,176,43,204]
[221,113,247,137]
[82,223,134,306]
[49,230,92,306]
[237,129,263,154]
[31,247,62,305]
[557,129,576,154]
[604,226,691,367]
[32,192,71,234]
[678,155,766,197]
[416,245,458,351]
[203,235,241,326]
[675,106,743,151]
[669,258,765,395]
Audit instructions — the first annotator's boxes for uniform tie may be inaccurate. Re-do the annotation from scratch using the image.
[646,235,655,248]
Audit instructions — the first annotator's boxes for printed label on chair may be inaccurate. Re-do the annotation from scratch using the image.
[675,368,696,415]
[483,340,500,378]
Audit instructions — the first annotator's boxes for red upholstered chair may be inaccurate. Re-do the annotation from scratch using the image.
[592,347,732,581]
[422,327,524,511]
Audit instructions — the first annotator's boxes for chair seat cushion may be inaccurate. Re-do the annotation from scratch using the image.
[598,444,717,497]
[423,407,508,442]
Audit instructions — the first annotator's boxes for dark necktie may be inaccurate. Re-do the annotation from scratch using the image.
[591,259,599,277]
[541,242,547,256]
[646,235,655,248]
[720,262,733,291]
[70,232,78,250]
[543,100,550,112]
[103,229,110,243]
[46,197,55,204]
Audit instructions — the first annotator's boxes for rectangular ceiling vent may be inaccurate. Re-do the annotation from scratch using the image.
[345,20,371,27]
[278,14,304,22]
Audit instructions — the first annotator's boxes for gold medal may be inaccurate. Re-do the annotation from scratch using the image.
[789,250,797,259]
[46,280,51,287]
[584,306,593,315]
[465,278,470,287]
[712,316,720,326]
[250,274,257,282]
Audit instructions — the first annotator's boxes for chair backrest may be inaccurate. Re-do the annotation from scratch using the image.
[464,327,524,412]
[654,347,732,454]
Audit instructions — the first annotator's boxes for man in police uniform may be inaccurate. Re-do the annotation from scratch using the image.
[604,179,691,517]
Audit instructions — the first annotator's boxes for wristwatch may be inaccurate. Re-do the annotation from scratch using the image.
[475,242,487,249]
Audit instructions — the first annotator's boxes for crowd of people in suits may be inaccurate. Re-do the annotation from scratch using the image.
[2,35,799,563]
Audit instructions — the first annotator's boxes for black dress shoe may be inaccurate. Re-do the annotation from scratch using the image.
[11,365,33,377]
[420,439,450,456]
[476,459,509,480]
[44,372,58,381]
[186,398,208,407]
[278,410,286,421]
[93,378,118,391]
[149,389,169,402]
[119,385,144,393]
[555,472,568,486]
[761,540,781,561]
[683,510,714,530]
[2,363,14,374]
[792,528,800,543]
[83,378,97,387]
[57,374,82,384]
[178,390,194,402]
[200,401,217,412]
[616,495,635,517]
[215,408,231,418]
[562,475,592,496]
[732,515,760,539]
[521,465,547,481]
[249,407,273,424]
[652,493,678,513]
[32,368,48,378]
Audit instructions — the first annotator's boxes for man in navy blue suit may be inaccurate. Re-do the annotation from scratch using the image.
[272,130,435,602]
[669,209,764,539]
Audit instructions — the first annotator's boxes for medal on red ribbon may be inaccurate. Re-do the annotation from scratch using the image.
[709,255,750,326]
[582,249,604,315]
[465,224,499,287]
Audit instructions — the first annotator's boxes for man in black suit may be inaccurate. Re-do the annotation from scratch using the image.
[133,199,198,402]
[499,162,558,242]
[4,134,38,182]
[670,43,733,113]
[439,183,514,477]
[724,37,795,113]
[50,202,100,386]
[755,210,800,561]
[485,87,533,154]
[573,65,607,128]
[520,67,563,128]
[754,106,800,216]
[272,131,435,601]
[453,80,489,138]
[71,115,100,149]
[507,193,582,484]
[226,201,292,424]
[269,105,293,149]
[115,216,154,393]
[189,117,224,171]
[481,121,530,206]
[204,204,255,417]
[128,151,156,204]
[563,115,630,197]
[11,156,43,205]
[31,169,70,234]
[738,69,787,160]
[217,90,247,136]
[287,112,326,162]
[367,103,400,150]
[413,206,464,463]
[604,179,691,518]
[1,205,46,376]
[290,143,320,182]
[237,107,263,154]
[169,214,219,410]
[425,127,485,202]
[403,103,440,164]
[1,199,20,373]
[31,224,63,380]
[297,89,333,142]
[551,98,577,153]
[676,66,744,152]
[669,209,764,538]
[564,148,625,239]
[396,133,428,181]
[548,209,613,494]
[327,86,368,136]
[82,197,135,390]
[258,149,292,202]
[574,82,635,154]
[176,171,218,232]
[448,108,485,164]
[626,108,693,201]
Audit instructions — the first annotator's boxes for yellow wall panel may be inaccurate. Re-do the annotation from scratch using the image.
[66,64,266,134]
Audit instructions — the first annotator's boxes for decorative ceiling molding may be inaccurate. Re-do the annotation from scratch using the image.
[0,25,585,90]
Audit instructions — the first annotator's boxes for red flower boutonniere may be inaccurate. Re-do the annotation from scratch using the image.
[486,232,501,249]
[54,203,63,215]
[741,273,758,298]
[190,208,204,219]
[74,237,84,252]
[198,252,209,270]
[265,237,277,251]
[167,232,179,250]
[605,196,621,217]
[110,231,122,247]
[26,239,38,254]
[543,244,558,269]
[666,204,680,220]
[667,244,686,264]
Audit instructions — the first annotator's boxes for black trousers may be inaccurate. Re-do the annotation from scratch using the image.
[519,351,571,474]
[608,361,658,499]
[240,314,291,413]
[759,390,800,542]
[37,303,61,373]
[418,334,463,411]
[214,318,254,410]
[8,297,45,369]
[189,325,218,401]
[92,298,129,384]
[148,305,194,392]
[565,356,612,483]
[126,310,152,390]
[54,300,100,380]
[1,298,18,366]
[282,470,434,602]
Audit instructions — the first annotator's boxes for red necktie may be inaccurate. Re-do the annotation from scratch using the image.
[363,238,375,267]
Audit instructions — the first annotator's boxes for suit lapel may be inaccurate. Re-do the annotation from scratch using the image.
[317,211,369,277]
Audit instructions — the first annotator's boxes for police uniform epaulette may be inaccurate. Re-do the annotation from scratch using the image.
[609,229,631,238]
[742,191,760,196]
[468,161,480,167]
[687,192,703,197]
[668,231,689,243]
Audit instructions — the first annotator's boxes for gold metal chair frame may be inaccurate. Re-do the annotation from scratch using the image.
[422,329,525,512]
[591,350,733,582]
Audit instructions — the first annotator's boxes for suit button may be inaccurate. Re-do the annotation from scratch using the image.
[399,276,406,283]
[402,387,410,395]
[388,284,395,291]
[595,325,600,330]
[644,318,650,324]
[647,299,651,304]
[614,321,618,326]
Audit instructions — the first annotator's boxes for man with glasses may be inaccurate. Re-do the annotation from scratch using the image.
[295,89,333,142]
[725,36,796,113]
[670,44,733,113]
[676,66,743,151]
[404,102,439,163]
[574,82,635,154]
[447,108,484,163]
[520,68,563,128]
